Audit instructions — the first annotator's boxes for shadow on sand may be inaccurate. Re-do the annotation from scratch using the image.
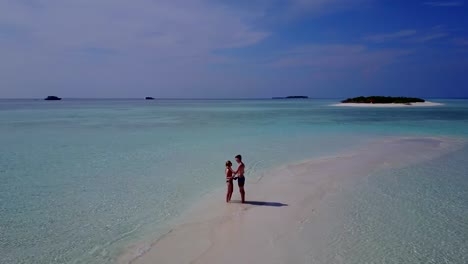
[231,201,288,207]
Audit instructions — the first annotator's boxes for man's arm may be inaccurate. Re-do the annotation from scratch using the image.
[232,167,239,179]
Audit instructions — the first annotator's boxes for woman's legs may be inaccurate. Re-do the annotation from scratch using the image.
[228,182,233,202]
[226,181,233,202]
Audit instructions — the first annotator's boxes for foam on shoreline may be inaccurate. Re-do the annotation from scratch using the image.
[330,102,444,107]
[121,136,463,264]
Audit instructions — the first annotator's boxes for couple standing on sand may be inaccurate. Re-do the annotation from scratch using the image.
[225,154,245,203]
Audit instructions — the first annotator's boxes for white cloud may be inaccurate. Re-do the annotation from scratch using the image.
[454,38,468,45]
[365,27,450,44]
[0,0,272,97]
[365,30,417,43]
[287,0,370,16]
[411,32,449,42]
[0,0,269,55]
[423,1,464,7]
[271,44,411,77]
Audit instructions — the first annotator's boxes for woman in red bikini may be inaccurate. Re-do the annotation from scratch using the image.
[225,160,235,203]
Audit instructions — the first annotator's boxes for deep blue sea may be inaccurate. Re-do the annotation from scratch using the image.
[1,99,467,263]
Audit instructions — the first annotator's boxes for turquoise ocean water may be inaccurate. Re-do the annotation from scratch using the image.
[1,99,467,263]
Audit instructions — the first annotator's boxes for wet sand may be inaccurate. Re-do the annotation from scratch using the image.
[123,137,462,264]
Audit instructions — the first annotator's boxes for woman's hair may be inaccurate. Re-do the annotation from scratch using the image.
[226,160,232,167]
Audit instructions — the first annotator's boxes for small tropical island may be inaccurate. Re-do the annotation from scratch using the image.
[342,96,424,104]
[333,96,442,107]
[44,96,62,101]
[273,96,309,99]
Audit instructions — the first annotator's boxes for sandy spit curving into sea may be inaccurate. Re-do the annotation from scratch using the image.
[120,136,464,264]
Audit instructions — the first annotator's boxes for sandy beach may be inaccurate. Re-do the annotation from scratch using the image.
[330,102,444,107]
[122,136,462,264]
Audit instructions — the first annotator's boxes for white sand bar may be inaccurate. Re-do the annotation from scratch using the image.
[330,102,443,107]
[123,137,462,264]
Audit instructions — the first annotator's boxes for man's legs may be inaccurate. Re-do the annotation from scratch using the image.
[238,177,245,203]
[239,187,245,203]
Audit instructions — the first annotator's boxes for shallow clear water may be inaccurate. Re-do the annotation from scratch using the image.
[0,99,467,263]
[330,146,468,264]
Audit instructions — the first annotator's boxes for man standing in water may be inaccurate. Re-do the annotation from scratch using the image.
[234,154,246,203]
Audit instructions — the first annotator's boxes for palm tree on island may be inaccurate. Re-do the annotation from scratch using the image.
[44,96,62,101]
[341,96,425,104]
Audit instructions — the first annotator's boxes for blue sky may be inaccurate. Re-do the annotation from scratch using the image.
[0,0,467,98]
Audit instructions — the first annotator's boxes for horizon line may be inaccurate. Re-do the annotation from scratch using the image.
[0,97,467,100]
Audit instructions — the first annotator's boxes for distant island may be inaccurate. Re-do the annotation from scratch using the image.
[44,96,62,101]
[273,96,309,99]
[145,97,155,100]
[341,96,425,104]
